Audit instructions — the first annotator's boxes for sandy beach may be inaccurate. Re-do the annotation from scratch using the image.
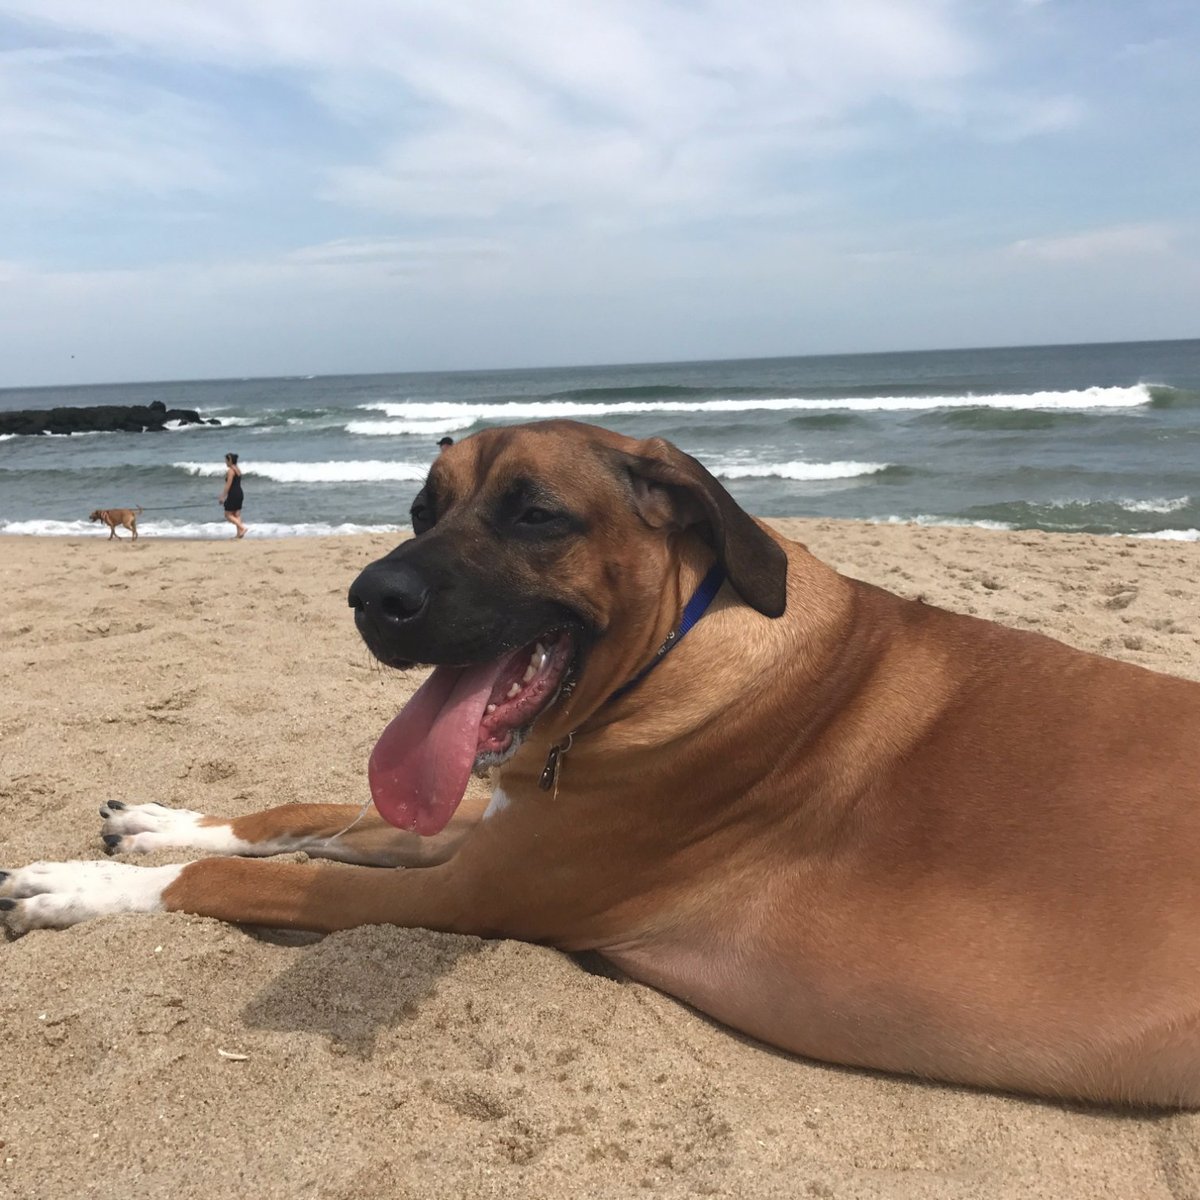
[3,520,1200,1200]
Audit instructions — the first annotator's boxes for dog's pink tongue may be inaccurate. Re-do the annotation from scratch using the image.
[368,661,505,835]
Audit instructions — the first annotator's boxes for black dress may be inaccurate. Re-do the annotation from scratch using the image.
[223,470,244,512]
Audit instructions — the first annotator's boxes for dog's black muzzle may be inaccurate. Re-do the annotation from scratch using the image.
[349,539,586,670]
[348,552,434,668]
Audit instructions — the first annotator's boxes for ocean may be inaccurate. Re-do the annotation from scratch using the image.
[2,338,1199,541]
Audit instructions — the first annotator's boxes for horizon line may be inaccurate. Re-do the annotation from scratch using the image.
[3,334,1198,394]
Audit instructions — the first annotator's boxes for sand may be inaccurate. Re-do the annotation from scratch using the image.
[2,521,1200,1200]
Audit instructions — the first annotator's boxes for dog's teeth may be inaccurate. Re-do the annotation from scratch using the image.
[522,664,536,683]
[506,683,521,698]
[485,704,496,714]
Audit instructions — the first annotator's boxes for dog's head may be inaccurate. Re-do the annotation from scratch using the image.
[88,510,105,523]
[349,420,787,834]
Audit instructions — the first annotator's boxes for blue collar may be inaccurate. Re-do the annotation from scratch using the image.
[607,563,727,704]
[538,564,726,793]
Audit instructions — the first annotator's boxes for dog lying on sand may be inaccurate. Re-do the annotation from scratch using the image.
[7,420,1200,1107]
[88,506,142,540]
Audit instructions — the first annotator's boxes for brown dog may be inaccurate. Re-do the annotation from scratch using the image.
[6,419,1200,1107]
[89,506,142,540]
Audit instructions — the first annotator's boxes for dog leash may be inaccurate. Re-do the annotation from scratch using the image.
[539,564,726,794]
[136,502,214,512]
[98,502,213,513]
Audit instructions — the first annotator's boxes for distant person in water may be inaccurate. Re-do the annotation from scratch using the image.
[438,436,454,452]
[219,452,248,539]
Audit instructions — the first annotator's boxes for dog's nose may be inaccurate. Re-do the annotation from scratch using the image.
[348,562,430,626]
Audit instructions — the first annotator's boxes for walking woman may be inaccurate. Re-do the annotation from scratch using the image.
[219,452,248,538]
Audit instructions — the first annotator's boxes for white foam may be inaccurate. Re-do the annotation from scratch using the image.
[1131,528,1200,542]
[1118,496,1190,514]
[359,384,1152,420]
[176,455,882,485]
[0,518,406,539]
[869,515,1015,531]
[711,460,888,481]
[3,424,208,438]
[174,460,429,483]
[345,418,473,437]
[866,515,1200,540]
[0,519,100,536]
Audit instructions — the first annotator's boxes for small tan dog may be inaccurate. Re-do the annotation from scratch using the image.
[88,506,142,541]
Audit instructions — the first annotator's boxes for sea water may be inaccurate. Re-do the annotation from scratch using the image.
[2,338,1198,540]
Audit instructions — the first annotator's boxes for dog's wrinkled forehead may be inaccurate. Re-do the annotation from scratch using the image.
[430,421,633,514]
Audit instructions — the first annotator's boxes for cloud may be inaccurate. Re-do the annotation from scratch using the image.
[5,0,1186,386]
[284,235,510,275]
[981,93,1085,141]
[0,0,1048,229]
[1008,224,1175,263]
[0,45,229,202]
[284,236,499,264]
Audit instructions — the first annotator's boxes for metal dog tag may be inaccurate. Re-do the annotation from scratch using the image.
[539,732,575,794]
[539,744,562,792]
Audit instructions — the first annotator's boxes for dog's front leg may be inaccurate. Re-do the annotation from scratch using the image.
[1,849,500,937]
[99,799,482,867]
[169,856,487,933]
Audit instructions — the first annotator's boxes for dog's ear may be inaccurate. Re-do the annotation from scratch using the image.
[616,438,787,618]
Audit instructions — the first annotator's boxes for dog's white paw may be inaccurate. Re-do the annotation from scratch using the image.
[0,860,181,934]
[99,801,220,855]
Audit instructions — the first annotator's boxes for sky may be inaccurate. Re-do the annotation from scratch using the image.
[1,0,1197,386]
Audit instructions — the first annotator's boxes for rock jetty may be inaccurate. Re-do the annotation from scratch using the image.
[0,400,220,436]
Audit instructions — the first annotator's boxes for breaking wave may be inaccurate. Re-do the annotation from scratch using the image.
[0,518,406,538]
[708,460,891,482]
[174,460,429,484]
[359,384,1154,423]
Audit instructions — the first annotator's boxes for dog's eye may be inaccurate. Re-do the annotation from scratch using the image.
[504,493,579,538]
[411,503,434,533]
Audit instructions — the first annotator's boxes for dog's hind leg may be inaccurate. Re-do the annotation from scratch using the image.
[98,799,483,867]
